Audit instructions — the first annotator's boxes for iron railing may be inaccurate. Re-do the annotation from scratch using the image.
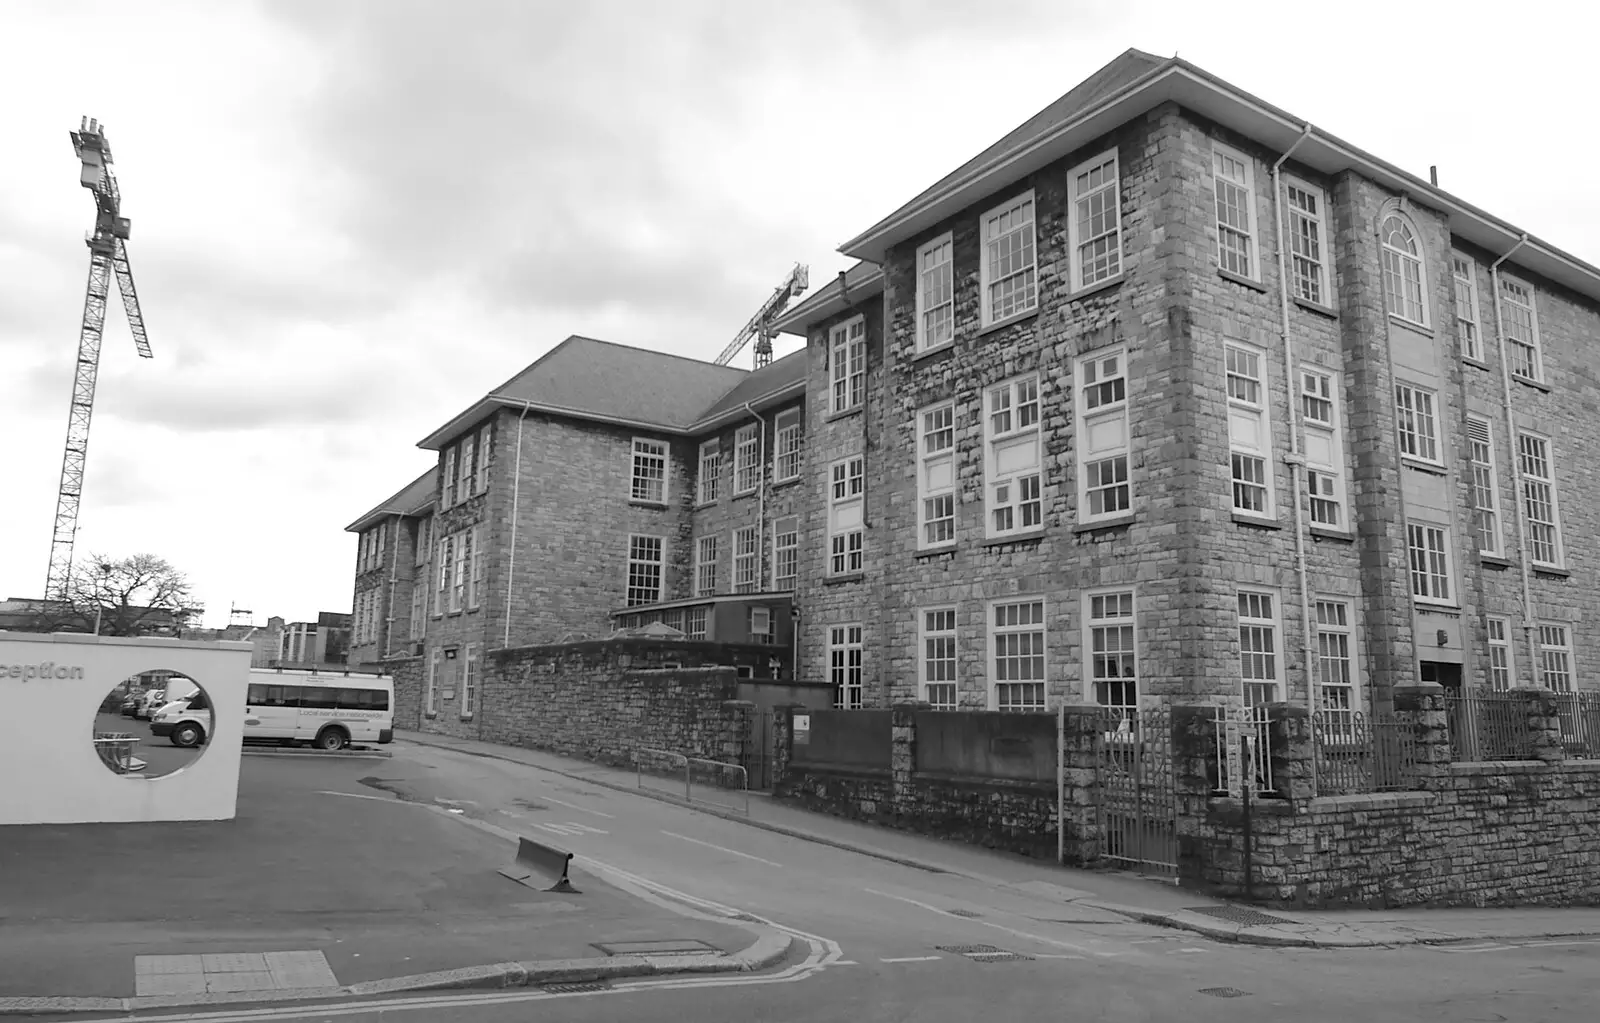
[1312,711,1418,794]
[1443,690,1536,761]
[1209,705,1274,797]
[1553,691,1600,759]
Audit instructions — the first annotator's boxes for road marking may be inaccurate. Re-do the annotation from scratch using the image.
[1035,953,1087,959]
[880,956,942,963]
[315,790,397,803]
[535,822,610,837]
[863,888,1105,956]
[540,794,616,818]
[661,831,783,867]
[1439,943,1517,954]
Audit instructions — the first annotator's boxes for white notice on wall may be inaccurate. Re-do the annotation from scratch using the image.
[794,714,810,745]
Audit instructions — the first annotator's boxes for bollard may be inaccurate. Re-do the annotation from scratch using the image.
[497,836,580,894]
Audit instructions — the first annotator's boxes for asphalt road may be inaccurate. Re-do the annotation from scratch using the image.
[92,711,204,778]
[32,739,1599,1023]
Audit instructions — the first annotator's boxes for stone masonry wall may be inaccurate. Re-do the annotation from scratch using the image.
[384,654,424,731]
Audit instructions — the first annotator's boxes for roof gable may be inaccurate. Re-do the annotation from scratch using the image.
[345,467,437,532]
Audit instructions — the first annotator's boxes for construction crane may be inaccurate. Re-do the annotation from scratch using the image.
[714,263,809,369]
[43,117,154,603]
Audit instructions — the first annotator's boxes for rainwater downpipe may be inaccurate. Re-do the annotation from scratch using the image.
[502,403,532,648]
[1270,123,1317,724]
[1489,234,1536,678]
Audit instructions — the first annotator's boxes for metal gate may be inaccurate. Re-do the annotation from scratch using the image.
[742,709,775,790]
[1094,706,1177,876]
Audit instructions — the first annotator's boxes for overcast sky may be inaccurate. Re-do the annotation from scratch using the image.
[1,0,1591,628]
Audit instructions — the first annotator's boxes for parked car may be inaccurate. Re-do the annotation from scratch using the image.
[120,692,143,717]
[135,689,166,721]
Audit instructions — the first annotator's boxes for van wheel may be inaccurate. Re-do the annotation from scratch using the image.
[172,723,204,748]
[315,727,349,752]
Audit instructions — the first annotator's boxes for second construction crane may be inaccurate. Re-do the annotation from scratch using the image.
[43,117,154,603]
[714,263,809,369]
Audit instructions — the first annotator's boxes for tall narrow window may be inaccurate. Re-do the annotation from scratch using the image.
[1068,150,1121,290]
[698,439,720,504]
[1407,522,1453,604]
[1452,254,1481,361]
[734,526,760,593]
[828,456,865,575]
[917,402,956,548]
[920,608,958,710]
[981,192,1038,325]
[915,234,954,351]
[1301,368,1348,528]
[1394,383,1441,465]
[626,535,664,606]
[426,647,441,715]
[450,529,468,612]
[1076,350,1130,522]
[991,599,1045,712]
[475,424,491,493]
[459,435,475,499]
[1226,343,1273,516]
[686,606,707,640]
[983,375,1042,537]
[1238,590,1281,706]
[630,438,668,503]
[1315,600,1356,730]
[829,625,864,709]
[435,535,453,617]
[829,316,867,414]
[734,424,760,494]
[1086,590,1137,711]
[772,517,798,592]
[442,447,457,509]
[1500,277,1542,381]
[468,524,482,609]
[409,580,425,641]
[461,643,479,718]
[1540,624,1574,693]
[1381,213,1428,325]
[1285,180,1327,305]
[1517,433,1564,568]
[1487,617,1513,691]
[1466,417,1502,555]
[774,409,802,482]
[1213,144,1257,279]
[694,535,718,597]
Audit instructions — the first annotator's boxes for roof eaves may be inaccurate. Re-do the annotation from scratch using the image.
[772,264,886,336]
[484,396,691,436]
[687,378,808,433]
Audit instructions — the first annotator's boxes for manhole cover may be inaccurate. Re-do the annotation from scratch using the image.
[947,909,983,918]
[542,981,611,994]
[1185,905,1289,927]
[1198,987,1251,998]
[593,939,721,956]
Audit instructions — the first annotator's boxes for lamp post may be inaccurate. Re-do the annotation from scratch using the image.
[92,561,112,636]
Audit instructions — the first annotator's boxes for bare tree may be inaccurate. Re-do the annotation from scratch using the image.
[45,553,202,637]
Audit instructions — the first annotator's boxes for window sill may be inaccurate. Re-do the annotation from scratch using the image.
[732,489,759,501]
[1217,267,1267,293]
[825,406,863,424]
[424,711,438,720]
[1462,356,1491,372]
[1294,296,1339,320]
[1513,374,1552,393]
[823,573,865,586]
[628,499,669,510]
[1412,600,1460,612]
[1066,274,1124,302]
[1309,525,1355,542]
[772,476,802,490]
[1388,315,1433,336]
[1232,512,1281,530]
[981,530,1046,549]
[694,500,717,510]
[912,341,955,362]
[1073,513,1135,534]
[1478,554,1513,569]
[458,713,474,722]
[914,544,958,560]
[1533,564,1572,579]
[1401,456,1448,476]
[978,308,1039,338]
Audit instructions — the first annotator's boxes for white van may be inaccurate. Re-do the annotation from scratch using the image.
[151,668,394,750]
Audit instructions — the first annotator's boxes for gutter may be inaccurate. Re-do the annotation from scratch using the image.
[503,403,533,648]
[1489,234,1535,681]
[1269,123,1316,730]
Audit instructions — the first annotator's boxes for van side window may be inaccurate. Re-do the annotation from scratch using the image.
[301,687,337,710]
[187,691,209,711]
[248,684,299,707]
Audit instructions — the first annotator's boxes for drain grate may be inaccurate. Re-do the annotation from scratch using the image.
[946,909,983,918]
[1198,987,1251,998]
[542,980,611,994]
[936,944,1035,962]
[1185,905,1290,927]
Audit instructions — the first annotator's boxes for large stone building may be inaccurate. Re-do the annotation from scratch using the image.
[345,336,803,725]
[770,48,1600,716]
[350,48,1600,719]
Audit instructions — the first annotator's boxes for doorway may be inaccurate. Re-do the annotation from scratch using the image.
[1419,661,1463,691]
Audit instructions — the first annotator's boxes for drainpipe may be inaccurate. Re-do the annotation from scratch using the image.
[502,404,532,648]
[1271,123,1317,723]
[1490,234,1535,681]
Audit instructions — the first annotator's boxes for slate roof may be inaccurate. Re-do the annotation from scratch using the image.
[344,467,438,532]
[488,336,749,431]
[692,349,807,426]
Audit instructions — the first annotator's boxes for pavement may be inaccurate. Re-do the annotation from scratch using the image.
[395,728,1600,952]
[0,753,787,1016]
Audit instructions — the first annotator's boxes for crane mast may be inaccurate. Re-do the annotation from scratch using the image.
[714,263,809,369]
[44,118,153,603]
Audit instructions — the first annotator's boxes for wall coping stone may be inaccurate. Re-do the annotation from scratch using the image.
[1451,759,1600,777]
[1308,792,1436,811]
[913,769,1056,793]
[787,763,893,780]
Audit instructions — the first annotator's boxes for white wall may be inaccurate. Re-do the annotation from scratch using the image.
[0,632,252,825]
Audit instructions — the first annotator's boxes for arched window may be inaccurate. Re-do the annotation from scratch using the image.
[1381,214,1428,325]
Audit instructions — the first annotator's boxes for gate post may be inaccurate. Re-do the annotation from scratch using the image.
[1057,705,1103,866]
[1170,705,1222,892]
